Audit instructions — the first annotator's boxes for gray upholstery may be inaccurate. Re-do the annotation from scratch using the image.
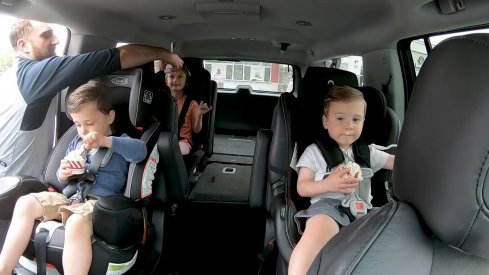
[249,128,272,209]
[394,33,489,258]
[308,34,489,274]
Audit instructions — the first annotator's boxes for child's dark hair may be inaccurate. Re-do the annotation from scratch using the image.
[323,86,366,116]
[67,80,112,115]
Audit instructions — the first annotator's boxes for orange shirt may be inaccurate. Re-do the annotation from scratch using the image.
[177,95,199,145]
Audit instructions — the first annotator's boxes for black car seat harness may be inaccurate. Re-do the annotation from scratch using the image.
[34,147,111,275]
[314,131,373,222]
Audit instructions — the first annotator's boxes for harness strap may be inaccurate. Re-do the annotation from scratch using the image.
[178,96,193,140]
[314,130,370,170]
[80,147,111,200]
[34,228,49,275]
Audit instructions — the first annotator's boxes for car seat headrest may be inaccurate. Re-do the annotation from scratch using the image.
[65,68,150,128]
[393,33,489,260]
[356,86,388,144]
[297,67,359,157]
[302,67,359,93]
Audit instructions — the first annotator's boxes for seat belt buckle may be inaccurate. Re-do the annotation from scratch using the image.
[350,200,368,218]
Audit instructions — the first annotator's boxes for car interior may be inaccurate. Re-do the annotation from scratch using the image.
[1,0,489,274]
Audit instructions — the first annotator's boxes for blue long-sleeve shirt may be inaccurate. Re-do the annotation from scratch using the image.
[61,134,146,197]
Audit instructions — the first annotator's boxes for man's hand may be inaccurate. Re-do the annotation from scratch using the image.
[161,52,184,69]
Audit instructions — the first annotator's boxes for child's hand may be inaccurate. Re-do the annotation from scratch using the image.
[323,165,360,194]
[59,159,73,181]
[198,101,212,116]
[83,131,111,149]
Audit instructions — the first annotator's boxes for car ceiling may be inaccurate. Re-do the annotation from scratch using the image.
[1,0,489,66]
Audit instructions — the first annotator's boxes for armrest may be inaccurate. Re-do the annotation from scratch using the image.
[92,195,144,248]
[0,176,48,220]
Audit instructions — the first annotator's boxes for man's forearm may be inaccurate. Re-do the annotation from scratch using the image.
[118,44,172,69]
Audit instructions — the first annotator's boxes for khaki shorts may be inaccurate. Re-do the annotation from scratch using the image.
[30,191,97,233]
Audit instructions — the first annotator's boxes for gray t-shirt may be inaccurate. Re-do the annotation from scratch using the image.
[296,143,389,204]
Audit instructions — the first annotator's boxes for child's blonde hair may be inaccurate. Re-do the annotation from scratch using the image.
[323,86,366,116]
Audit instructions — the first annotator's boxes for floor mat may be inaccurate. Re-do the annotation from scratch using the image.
[189,162,251,203]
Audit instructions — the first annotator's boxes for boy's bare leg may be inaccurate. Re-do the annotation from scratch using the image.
[63,214,92,275]
[288,215,340,275]
[0,195,43,275]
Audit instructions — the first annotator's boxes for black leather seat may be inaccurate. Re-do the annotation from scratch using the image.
[356,86,401,206]
[0,68,164,274]
[308,33,489,274]
[269,67,367,273]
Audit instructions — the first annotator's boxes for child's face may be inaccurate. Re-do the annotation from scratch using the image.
[165,69,187,92]
[70,101,115,138]
[322,99,365,150]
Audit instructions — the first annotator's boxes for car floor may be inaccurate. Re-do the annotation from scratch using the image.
[163,134,266,275]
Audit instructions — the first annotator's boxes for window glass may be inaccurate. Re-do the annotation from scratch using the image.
[325,56,363,85]
[0,15,69,76]
[409,28,489,76]
[410,39,428,75]
[204,60,294,93]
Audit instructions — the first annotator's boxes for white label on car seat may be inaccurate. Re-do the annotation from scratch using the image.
[141,145,158,198]
[106,250,138,275]
[143,90,153,104]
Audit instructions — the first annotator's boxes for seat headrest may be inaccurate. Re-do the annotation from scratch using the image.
[297,68,359,154]
[65,68,150,128]
[356,86,388,144]
[302,67,359,92]
[393,34,489,259]
[100,68,150,127]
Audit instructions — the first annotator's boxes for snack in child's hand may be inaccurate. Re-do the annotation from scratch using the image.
[65,147,87,174]
[342,162,362,180]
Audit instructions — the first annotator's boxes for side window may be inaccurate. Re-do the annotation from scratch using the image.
[409,28,489,76]
[325,56,363,85]
[0,15,68,76]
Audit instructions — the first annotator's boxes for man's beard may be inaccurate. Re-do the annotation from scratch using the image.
[30,42,55,60]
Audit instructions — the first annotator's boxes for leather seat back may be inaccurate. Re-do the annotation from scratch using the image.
[309,33,489,275]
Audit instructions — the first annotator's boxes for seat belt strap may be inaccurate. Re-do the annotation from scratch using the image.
[80,147,111,200]
[34,228,49,275]
[178,96,193,140]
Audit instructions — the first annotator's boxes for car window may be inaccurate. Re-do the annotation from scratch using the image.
[324,56,363,85]
[410,28,489,76]
[204,60,294,94]
[0,14,69,76]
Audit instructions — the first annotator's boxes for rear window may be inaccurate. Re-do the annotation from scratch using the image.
[324,56,363,85]
[203,60,294,94]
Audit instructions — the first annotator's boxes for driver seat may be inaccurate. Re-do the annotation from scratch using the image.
[308,34,489,274]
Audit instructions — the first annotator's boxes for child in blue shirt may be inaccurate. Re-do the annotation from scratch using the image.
[0,80,147,275]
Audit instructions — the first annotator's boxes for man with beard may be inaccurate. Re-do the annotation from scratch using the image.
[0,19,183,179]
